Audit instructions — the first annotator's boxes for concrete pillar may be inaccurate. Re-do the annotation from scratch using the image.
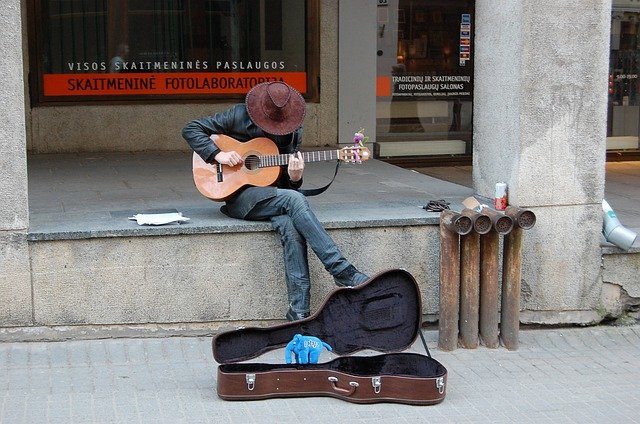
[473,1,610,324]
[0,0,32,326]
[338,0,377,146]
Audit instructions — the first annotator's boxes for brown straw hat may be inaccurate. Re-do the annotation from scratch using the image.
[245,81,306,135]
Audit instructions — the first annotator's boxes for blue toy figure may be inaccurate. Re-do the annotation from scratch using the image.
[285,334,333,364]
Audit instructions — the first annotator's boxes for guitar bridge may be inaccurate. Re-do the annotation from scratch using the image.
[216,163,224,182]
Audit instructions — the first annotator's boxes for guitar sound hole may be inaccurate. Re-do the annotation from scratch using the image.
[244,155,260,171]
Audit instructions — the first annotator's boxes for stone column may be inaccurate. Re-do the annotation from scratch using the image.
[338,0,377,146]
[0,0,32,326]
[473,1,610,324]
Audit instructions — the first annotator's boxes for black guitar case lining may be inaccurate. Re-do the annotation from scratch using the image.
[212,268,448,405]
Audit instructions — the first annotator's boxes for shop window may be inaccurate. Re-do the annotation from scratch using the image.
[608,6,640,154]
[29,0,318,104]
[375,0,474,161]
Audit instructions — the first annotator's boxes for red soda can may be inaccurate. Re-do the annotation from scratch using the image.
[495,182,508,210]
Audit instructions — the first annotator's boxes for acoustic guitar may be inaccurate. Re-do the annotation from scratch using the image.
[192,134,371,201]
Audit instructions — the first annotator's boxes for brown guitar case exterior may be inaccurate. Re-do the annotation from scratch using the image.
[212,269,447,405]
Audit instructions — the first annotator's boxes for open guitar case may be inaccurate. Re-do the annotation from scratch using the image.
[212,268,448,405]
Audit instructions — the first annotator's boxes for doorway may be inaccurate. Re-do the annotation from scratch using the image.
[375,0,474,165]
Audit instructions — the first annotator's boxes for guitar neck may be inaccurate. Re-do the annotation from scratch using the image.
[259,150,341,168]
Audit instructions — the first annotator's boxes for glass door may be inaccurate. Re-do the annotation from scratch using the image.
[375,0,474,162]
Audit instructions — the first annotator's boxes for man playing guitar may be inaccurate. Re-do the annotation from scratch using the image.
[182,81,369,321]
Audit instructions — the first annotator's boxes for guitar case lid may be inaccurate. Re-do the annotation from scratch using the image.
[212,268,422,364]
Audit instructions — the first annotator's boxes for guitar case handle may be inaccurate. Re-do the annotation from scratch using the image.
[328,376,359,396]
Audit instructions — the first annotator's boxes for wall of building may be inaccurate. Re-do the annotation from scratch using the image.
[25,224,440,330]
[602,248,640,322]
[0,0,622,333]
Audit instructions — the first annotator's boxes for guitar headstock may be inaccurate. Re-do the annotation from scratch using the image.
[338,145,371,163]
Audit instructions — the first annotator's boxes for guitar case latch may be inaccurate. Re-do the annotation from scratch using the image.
[372,376,382,394]
[245,373,256,391]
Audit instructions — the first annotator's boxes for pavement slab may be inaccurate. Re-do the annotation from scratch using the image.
[1,325,639,424]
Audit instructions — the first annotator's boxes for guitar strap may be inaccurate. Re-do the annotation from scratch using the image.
[298,161,341,197]
[419,328,432,358]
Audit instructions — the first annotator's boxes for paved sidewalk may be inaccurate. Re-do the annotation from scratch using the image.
[1,325,639,424]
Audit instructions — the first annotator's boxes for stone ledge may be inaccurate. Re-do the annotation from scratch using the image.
[27,205,442,241]
[520,310,603,326]
[0,322,259,342]
[601,241,640,254]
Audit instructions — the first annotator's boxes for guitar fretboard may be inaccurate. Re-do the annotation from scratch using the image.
[259,150,341,168]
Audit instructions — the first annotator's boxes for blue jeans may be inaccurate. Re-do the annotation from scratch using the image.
[245,189,351,316]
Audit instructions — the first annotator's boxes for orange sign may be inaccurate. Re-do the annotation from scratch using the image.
[43,72,307,96]
[376,76,391,97]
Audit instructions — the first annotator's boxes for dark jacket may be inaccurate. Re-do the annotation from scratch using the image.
[182,104,303,218]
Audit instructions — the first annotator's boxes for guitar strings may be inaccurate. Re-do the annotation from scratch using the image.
[242,148,356,168]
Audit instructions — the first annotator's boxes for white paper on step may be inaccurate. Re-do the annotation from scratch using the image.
[128,212,190,226]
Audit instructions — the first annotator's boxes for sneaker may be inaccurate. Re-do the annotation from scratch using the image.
[286,307,310,321]
[333,265,369,287]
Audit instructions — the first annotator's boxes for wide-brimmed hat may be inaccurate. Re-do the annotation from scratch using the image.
[245,81,306,135]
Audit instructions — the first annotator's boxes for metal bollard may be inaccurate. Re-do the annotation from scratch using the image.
[505,206,536,230]
[440,209,473,235]
[481,206,514,235]
[438,210,465,351]
[459,231,480,349]
[479,230,500,348]
[500,206,536,350]
[501,226,523,350]
[461,208,492,235]
[456,197,536,351]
